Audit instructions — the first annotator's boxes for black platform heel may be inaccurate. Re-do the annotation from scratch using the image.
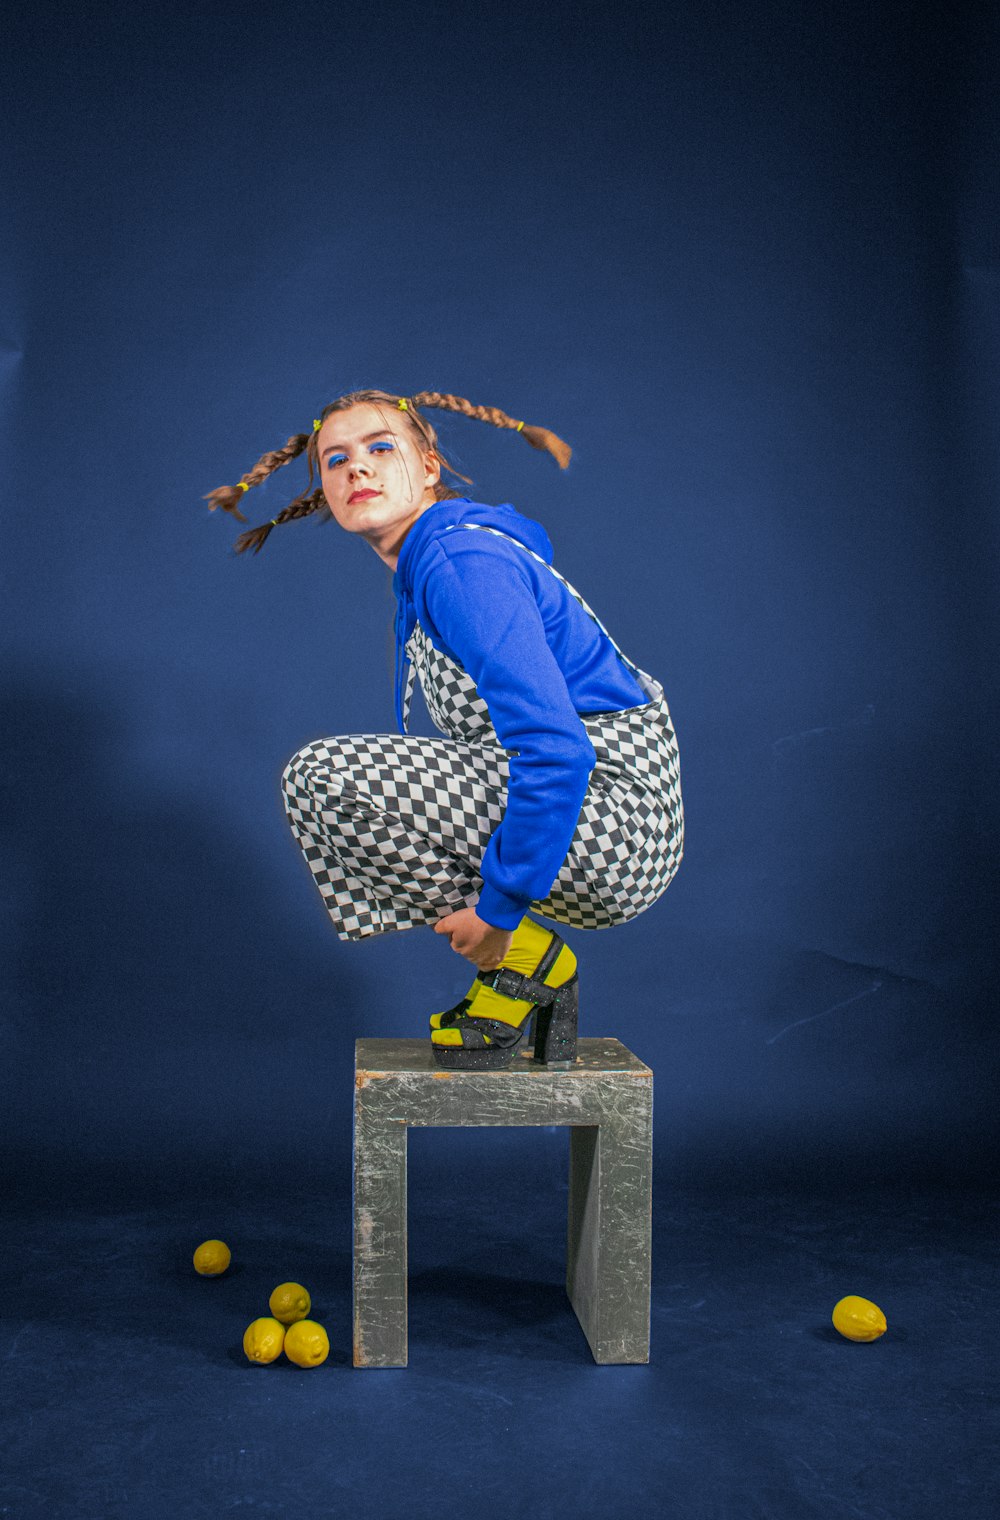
[530,974,579,1066]
[430,932,579,1071]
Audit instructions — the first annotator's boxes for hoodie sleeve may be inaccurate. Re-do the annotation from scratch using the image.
[422,543,597,930]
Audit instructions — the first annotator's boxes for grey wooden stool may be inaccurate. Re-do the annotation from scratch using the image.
[353,1036,653,1367]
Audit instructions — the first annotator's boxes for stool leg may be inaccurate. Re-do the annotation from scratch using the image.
[566,1083,653,1363]
[353,1107,408,1368]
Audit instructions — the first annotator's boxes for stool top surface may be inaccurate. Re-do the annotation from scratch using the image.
[355,1037,652,1079]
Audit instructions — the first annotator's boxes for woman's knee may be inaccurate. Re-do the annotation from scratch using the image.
[280,739,363,816]
[281,742,336,809]
[280,748,312,807]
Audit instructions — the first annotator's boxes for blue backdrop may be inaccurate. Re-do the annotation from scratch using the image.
[2,0,996,1201]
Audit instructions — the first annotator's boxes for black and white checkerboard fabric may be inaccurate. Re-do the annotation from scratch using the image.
[280,527,684,939]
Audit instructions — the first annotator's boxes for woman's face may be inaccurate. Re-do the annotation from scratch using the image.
[316,402,441,569]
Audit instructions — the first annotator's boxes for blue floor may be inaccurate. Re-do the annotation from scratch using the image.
[2,1151,995,1520]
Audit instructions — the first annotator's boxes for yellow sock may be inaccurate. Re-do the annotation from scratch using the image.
[431,916,577,1044]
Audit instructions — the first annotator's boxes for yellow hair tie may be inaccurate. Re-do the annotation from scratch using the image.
[313,418,322,432]
[270,518,279,526]
[237,481,250,493]
[515,420,524,432]
[397,398,409,410]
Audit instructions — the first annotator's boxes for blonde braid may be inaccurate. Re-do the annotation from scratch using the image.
[232,488,327,556]
[203,431,312,523]
[409,392,572,470]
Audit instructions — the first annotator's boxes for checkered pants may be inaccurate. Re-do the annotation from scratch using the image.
[281,616,684,941]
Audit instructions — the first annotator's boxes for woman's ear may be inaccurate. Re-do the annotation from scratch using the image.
[423,448,442,492]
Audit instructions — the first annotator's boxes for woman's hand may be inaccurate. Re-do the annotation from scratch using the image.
[433,907,514,971]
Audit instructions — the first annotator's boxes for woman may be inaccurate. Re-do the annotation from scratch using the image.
[204,389,683,1070]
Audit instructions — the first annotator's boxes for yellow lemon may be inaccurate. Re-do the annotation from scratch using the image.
[242,1317,286,1364]
[269,1281,311,1325]
[832,1295,887,1342]
[193,1239,231,1276]
[283,1319,330,1368]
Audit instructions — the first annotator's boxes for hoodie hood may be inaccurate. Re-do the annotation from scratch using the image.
[391,498,554,732]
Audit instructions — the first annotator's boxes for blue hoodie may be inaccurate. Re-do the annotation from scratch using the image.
[391,498,650,930]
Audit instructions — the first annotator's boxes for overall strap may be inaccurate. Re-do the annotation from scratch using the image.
[442,523,654,691]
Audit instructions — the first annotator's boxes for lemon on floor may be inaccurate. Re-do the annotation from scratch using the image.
[832,1295,887,1341]
[243,1317,286,1363]
[269,1282,311,1325]
[193,1239,231,1275]
[284,1320,330,1367]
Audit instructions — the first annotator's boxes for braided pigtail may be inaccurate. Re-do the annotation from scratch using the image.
[203,430,313,523]
[232,488,327,556]
[409,392,572,470]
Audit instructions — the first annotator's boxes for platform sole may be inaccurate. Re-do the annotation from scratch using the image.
[430,974,579,1071]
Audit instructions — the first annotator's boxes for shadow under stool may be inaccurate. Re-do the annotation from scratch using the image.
[353,1037,653,1367]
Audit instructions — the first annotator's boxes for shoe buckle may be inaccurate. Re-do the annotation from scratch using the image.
[481,967,525,999]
